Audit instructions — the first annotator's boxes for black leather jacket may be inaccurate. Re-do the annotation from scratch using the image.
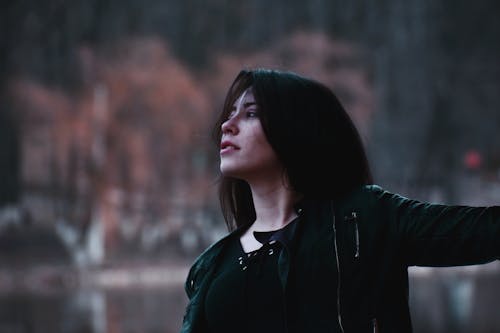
[180,185,500,332]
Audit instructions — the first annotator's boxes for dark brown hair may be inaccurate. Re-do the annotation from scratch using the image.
[214,68,372,230]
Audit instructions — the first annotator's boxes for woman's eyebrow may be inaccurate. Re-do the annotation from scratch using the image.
[243,102,257,108]
[231,102,257,110]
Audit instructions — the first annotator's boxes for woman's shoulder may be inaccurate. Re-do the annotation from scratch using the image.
[332,184,408,214]
[186,226,244,273]
[184,231,238,297]
[349,184,413,202]
[189,232,233,269]
[340,184,386,202]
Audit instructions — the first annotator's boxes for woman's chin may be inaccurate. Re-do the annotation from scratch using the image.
[220,165,239,177]
[220,166,250,181]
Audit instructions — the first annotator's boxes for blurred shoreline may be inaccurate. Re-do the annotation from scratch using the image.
[0,261,190,294]
[2,260,499,293]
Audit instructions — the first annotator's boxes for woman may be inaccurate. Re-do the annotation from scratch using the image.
[180,68,499,332]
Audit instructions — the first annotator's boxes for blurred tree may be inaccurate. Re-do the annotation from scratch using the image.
[0,104,20,206]
[2,0,500,258]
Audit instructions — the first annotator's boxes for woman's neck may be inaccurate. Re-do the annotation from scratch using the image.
[248,179,302,231]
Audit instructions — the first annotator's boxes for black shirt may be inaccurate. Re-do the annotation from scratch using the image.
[204,219,299,333]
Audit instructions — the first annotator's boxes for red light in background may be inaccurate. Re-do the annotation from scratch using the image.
[464,150,482,170]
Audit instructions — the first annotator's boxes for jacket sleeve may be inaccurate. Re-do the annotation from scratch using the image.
[374,186,500,267]
[180,258,211,333]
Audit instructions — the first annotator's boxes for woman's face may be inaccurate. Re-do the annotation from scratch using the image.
[220,89,283,182]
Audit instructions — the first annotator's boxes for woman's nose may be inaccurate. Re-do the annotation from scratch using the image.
[221,117,238,135]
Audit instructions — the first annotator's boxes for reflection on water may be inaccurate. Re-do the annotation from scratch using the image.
[0,264,189,333]
[409,263,500,333]
[0,286,187,333]
[1,264,500,333]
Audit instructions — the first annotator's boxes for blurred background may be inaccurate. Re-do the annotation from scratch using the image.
[1,0,500,332]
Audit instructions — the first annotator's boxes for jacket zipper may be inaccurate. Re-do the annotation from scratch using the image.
[349,212,360,259]
[331,202,345,333]
[372,318,379,333]
[354,220,360,258]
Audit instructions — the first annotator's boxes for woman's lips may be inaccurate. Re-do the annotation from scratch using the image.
[220,140,240,154]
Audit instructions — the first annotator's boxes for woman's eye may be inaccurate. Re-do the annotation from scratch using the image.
[246,110,259,118]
